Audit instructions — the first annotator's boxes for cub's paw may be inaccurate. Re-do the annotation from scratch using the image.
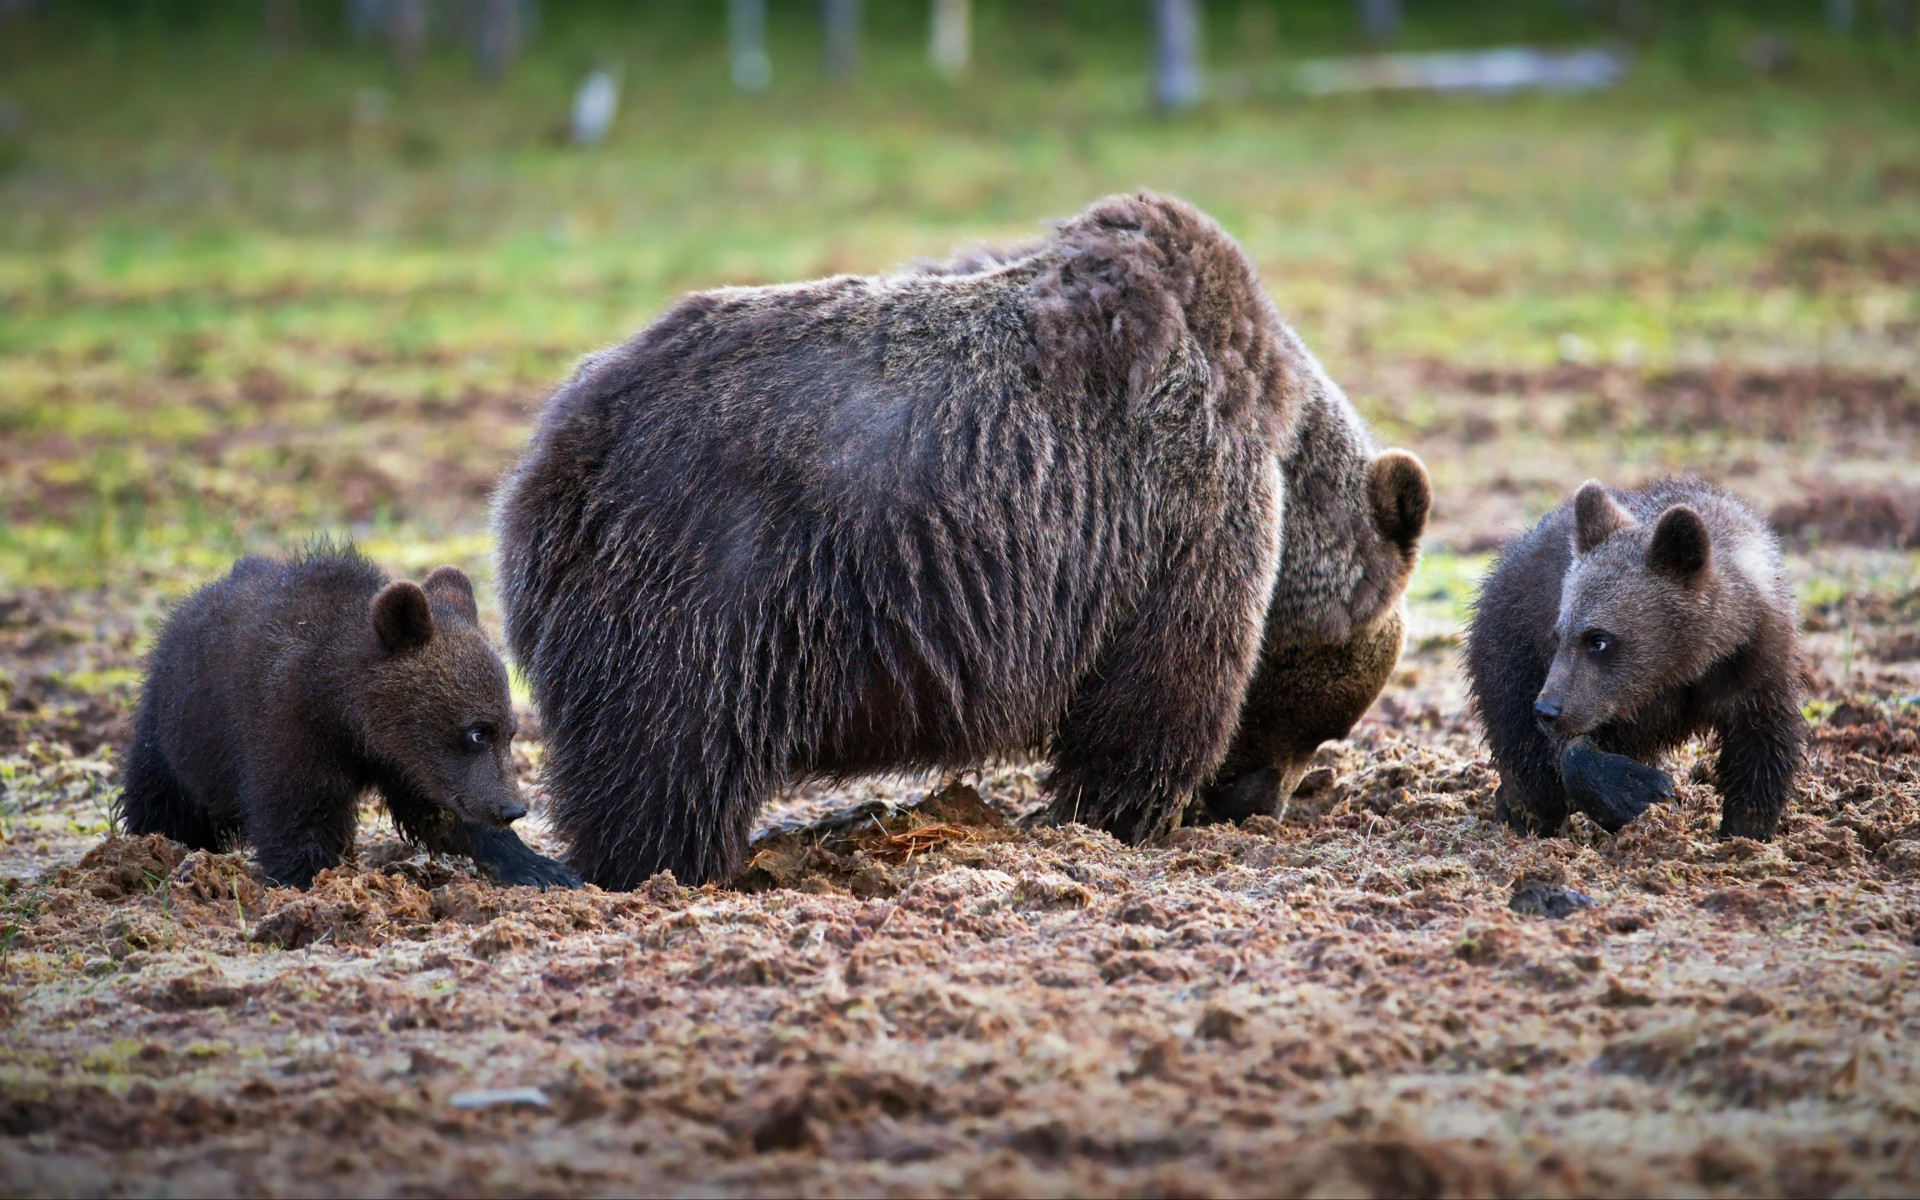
[1560,739,1672,834]
[483,852,585,890]
[1492,780,1564,837]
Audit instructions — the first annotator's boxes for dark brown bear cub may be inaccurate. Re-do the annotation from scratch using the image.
[1467,478,1803,841]
[117,547,580,889]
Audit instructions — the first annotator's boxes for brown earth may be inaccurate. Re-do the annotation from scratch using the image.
[4,339,1920,1196]
[2,548,1918,1196]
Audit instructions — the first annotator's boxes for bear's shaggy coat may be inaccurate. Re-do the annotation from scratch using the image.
[913,243,1432,827]
[118,548,579,888]
[1467,478,1803,841]
[1194,381,1429,822]
[497,192,1423,889]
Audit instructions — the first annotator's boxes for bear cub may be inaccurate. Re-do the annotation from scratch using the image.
[118,547,580,889]
[1467,478,1803,841]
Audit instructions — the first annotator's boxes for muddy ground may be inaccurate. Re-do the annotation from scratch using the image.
[3,361,1920,1197]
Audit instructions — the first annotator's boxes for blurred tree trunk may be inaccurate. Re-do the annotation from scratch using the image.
[264,0,299,55]
[824,0,861,81]
[1149,0,1201,111]
[730,0,771,90]
[1359,0,1399,45]
[386,0,425,71]
[930,0,969,78]
[475,0,520,80]
[1827,0,1856,34]
[1890,0,1916,42]
[347,0,382,43]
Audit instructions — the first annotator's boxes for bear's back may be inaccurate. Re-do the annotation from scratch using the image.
[145,550,386,768]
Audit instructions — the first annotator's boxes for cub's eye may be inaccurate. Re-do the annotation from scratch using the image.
[1584,631,1612,656]
[464,725,493,750]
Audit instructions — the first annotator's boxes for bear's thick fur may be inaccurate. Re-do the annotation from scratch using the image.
[915,242,1432,829]
[1193,381,1429,823]
[118,547,580,888]
[1467,478,1803,841]
[496,192,1424,889]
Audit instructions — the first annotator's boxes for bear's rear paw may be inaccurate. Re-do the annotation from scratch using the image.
[1560,739,1673,834]
[1714,815,1779,843]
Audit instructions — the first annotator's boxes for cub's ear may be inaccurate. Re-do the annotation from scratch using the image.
[371,581,434,654]
[421,566,479,624]
[1646,505,1711,581]
[1573,480,1632,554]
[1368,450,1431,556]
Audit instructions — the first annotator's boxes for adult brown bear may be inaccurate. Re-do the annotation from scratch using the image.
[495,193,1427,889]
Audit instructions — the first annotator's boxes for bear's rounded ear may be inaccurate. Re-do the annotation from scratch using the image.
[421,566,478,624]
[1368,450,1431,556]
[1647,505,1711,581]
[1573,480,1632,555]
[371,581,434,654]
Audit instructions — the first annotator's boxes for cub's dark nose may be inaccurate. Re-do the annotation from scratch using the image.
[497,800,528,824]
[1533,696,1562,729]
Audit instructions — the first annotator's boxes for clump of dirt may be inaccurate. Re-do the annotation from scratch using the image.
[50,834,185,901]
[167,849,265,909]
[247,867,437,950]
[1771,485,1920,550]
[738,778,1020,896]
[1415,361,1919,443]
[1762,232,1920,291]
[1813,701,1920,761]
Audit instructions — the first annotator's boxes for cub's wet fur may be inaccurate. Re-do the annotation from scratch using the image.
[118,547,580,889]
[1467,478,1803,841]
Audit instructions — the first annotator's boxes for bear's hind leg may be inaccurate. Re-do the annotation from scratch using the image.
[546,719,771,890]
[1039,537,1272,844]
[117,724,224,850]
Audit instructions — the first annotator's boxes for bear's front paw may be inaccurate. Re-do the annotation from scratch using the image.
[1492,780,1563,837]
[484,852,585,890]
[1197,766,1281,823]
[1560,739,1673,834]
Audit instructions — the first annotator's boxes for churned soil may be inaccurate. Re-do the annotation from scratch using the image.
[3,554,1918,1198]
